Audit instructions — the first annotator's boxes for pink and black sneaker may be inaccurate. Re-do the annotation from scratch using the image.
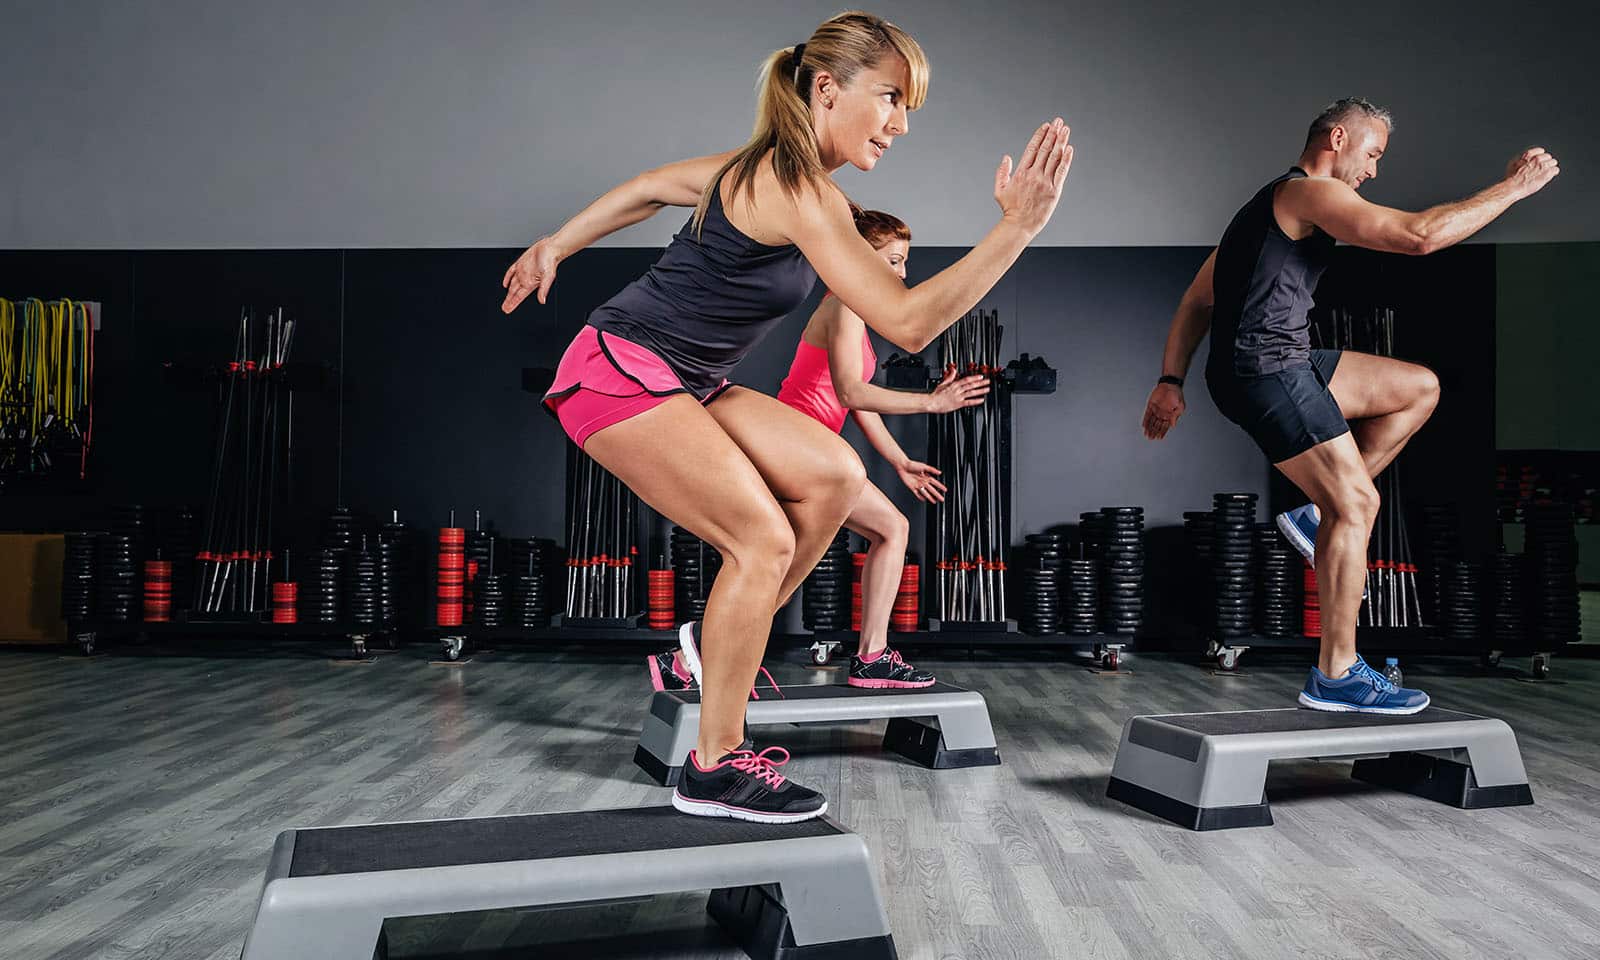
[847,647,935,689]
[672,741,827,824]
[646,650,695,691]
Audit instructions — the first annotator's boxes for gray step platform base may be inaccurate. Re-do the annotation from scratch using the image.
[1106,706,1534,831]
[240,806,896,960]
[635,682,1001,786]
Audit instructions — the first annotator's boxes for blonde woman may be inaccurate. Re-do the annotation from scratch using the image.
[505,11,1073,822]
[649,208,986,694]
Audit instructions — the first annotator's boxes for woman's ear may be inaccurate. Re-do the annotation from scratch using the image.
[812,71,836,109]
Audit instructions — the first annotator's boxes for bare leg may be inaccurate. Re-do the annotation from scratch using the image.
[586,391,859,762]
[1273,432,1380,678]
[839,481,910,658]
[704,388,867,620]
[1326,351,1441,479]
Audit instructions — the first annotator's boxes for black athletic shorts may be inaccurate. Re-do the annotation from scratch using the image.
[1205,349,1348,464]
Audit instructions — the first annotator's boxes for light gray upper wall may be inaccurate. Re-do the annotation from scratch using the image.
[3,0,1592,249]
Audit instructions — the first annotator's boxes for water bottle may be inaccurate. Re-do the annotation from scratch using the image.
[1382,657,1404,687]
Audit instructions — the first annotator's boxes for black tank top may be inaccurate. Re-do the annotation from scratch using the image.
[588,176,818,398]
[1208,167,1336,377]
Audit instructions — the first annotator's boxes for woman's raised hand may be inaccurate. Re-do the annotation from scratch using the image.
[994,118,1074,237]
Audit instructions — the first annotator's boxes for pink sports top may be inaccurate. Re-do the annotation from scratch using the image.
[776,317,876,435]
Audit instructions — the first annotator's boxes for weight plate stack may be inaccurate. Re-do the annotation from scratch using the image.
[1420,504,1460,625]
[476,572,507,628]
[95,533,136,622]
[671,525,722,624]
[312,547,344,625]
[61,532,98,620]
[1019,566,1061,635]
[143,559,173,623]
[1490,551,1525,652]
[507,537,555,628]
[1022,532,1067,635]
[802,529,851,633]
[322,506,358,554]
[1303,564,1322,638]
[1254,523,1301,638]
[271,580,299,624]
[1182,511,1216,633]
[344,538,380,628]
[108,505,149,614]
[375,515,414,630]
[161,506,197,612]
[647,568,675,630]
[1064,558,1098,635]
[463,530,495,623]
[1440,558,1484,648]
[891,557,919,633]
[1211,493,1258,639]
[851,551,867,632]
[1077,511,1104,562]
[1524,502,1580,650]
[1098,506,1145,636]
[436,527,466,628]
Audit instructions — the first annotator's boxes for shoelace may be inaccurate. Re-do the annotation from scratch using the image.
[727,745,790,788]
[1352,659,1398,694]
[750,666,784,700]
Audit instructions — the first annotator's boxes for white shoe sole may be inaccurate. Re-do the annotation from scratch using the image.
[1297,691,1430,715]
[1276,511,1317,566]
[671,791,828,824]
[677,621,703,686]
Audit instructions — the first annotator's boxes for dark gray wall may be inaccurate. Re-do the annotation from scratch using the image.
[3,0,1594,249]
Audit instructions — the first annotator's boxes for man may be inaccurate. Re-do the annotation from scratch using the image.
[1141,97,1559,713]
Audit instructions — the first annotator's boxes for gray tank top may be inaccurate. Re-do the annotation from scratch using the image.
[1208,167,1337,377]
[588,175,818,398]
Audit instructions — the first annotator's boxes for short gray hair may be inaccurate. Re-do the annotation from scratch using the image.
[1306,97,1394,147]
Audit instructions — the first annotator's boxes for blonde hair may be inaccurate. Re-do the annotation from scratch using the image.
[692,11,929,235]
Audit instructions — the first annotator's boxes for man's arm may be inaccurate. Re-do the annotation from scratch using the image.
[1142,249,1215,440]
[1279,147,1560,256]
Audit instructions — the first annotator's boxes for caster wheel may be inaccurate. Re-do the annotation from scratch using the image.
[810,641,835,666]
[1481,651,1502,669]
[1532,654,1551,680]
[442,636,465,661]
[1102,649,1120,671]
[1217,649,1240,671]
[80,637,96,657]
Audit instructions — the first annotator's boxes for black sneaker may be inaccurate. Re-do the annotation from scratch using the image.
[847,647,935,688]
[646,650,694,691]
[672,742,827,823]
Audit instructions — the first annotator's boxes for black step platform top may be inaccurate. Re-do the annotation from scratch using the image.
[1144,707,1481,736]
[288,806,843,878]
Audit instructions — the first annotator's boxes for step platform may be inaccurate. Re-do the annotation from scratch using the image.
[240,805,896,960]
[635,682,1001,786]
[1106,706,1533,831]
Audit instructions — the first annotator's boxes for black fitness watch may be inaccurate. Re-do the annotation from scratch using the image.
[1158,374,1184,388]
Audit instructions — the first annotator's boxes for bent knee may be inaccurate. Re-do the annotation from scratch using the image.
[720,510,796,576]
[822,445,867,499]
[1417,366,1441,410]
[1324,481,1380,528]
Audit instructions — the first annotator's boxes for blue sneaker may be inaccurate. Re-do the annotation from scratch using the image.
[1276,504,1319,565]
[1299,655,1430,715]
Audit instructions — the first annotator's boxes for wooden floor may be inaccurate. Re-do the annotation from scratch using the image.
[2,641,1599,960]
